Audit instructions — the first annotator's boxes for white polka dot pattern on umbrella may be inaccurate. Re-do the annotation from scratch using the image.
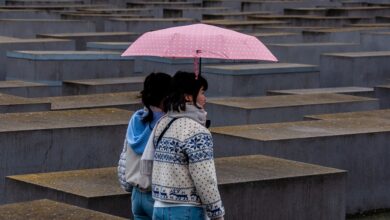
[122,23,277,62]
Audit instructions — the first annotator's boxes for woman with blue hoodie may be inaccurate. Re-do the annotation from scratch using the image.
[118,72,172,220]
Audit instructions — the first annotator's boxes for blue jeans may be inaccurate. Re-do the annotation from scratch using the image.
[132,187,154,220]
[153,206,205,220]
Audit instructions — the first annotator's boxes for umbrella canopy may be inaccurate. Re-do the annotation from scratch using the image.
[122,23,277,61]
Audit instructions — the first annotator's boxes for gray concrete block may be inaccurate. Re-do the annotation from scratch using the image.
[0,9,61,19]
[267,87,375,97]
[242,0,340,13]
[202,11,271,21]
[374,84,390,108]
[320,51,390,87]
[0,19,96,38]
[207,93,378,126]
[0,93,51,113]
[0,108,132,204]
[86,42,130,51]
[0,199,126,220]
[253,32,303,44]
[104,18,195,33]
[0,80,61,97]
[6,51,135,82]
[0,38,75,79]
[210,116,390,214]
[6,0,83,5]
[267,42,360,65]
[203,20,287,32]
[304,109,390,121]
[77,8,153,16]
[202,0,241,10]
[164,7,231,20]
[6,155,346,220]
[37,32,138,50]
[33,91,142,111]
[361,32,390,51]
[326,6,390,17]
[62,76,144,95]
[203,63,320,97]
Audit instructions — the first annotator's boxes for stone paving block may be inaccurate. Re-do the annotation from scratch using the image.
[6,155,346,220]
[0,9,61,19]
[104,18,195,33]
[267,42,360,65]
[203,63,319,97]
[0,19,96,38]
[0,108,132,203]
[320,51,390,87]
[37,32,138,50]
[0,199,126,220]
[0,93,51,112]
[210,117,390,214]
[6,51,135,82]
[0,38,75,78]
[33,91,141,110]
[267,86,374,97]
[62,76,144,95]
[374,84,390,108]
[361,32,390,51]
[207,93,378,126]
[0,80,61,97]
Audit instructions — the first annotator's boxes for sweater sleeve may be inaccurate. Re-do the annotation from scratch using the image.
[183,132,225,219]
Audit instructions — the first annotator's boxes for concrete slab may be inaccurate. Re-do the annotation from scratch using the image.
[77,8,153,16]
[284,7,328,16]
[33,91,141,110]
[0,4,109,10]
[0,9,61,19]
[267,86,374,97]
[202,0,241,10]
[251,32,302,43]
[203,63,319,97]
[374,84,390,108]
[0,199,126,220]
[202,11,271,20]
[303,27,390,43]
[163,7,230,20]
[0,93,51,112]
[62,76,144,95]
[326,6,390,17]
[104,18,195,33]
[242,0,340,13]
[86,41,130,51]
[207,93,378,126]
[320,51,390,87]
[0,19,96,38]
[347,23,390,28]
[6,155,346,220]
[6,0,83,5]
[37,32,138,50]
[254,25,330,33]
[203,19,287,32]
[304,109,390,121]
[0,80,61,97]
[361,32,390,51]
[6,51,135,82]
[0,38,75,78]
[267,42,360,65]
[0,108,131,203]
[210,117,390,214]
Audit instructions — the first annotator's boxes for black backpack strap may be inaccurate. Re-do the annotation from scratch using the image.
[156,117,179,147]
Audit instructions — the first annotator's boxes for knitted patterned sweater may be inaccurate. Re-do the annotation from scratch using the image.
[152,116,225,219]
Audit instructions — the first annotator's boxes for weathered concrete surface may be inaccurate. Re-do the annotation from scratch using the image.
[0,199,126,220]
[207,93,378,126]
[0,80,61,97]
[251,32,302,44]
[86,42,130,51]
[211,117,390,214]
[203,19,287,32]
[203,63,319,97]
[6,0,83,5]
[242,0,339,13]
[361,32,390,50]
[0,39,75,79]
[374,84,390,108]
[163,7,230,20]
[202,11,271,20]
[0,19,96,38]
[0,93,51,112]
[267,42,360,65]
[37,32,138,50]
[320,51,390,87]
[267,87,374,97]
[0,108,132,204]
[33,91,141,110]
[104,18,195,33]
[304,109,390,121]
[6,51,135,82]
[0,9,61,19]
[6,155,346,220]
[77,8,153,16]
[62,76,144,95]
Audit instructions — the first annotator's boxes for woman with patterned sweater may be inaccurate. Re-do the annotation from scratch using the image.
[151,71,225,220]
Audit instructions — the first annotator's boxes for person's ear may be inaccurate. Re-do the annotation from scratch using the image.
[184,94,193,102]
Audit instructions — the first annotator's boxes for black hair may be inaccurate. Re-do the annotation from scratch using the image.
[141,72,172,123]
[164,71,208,112]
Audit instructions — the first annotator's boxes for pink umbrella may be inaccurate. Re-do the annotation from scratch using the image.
[121,23,277,76]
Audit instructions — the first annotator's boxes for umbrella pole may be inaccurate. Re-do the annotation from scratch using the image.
[199,57,202,77]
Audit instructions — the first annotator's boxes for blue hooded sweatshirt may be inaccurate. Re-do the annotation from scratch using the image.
[126,108,164,155]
